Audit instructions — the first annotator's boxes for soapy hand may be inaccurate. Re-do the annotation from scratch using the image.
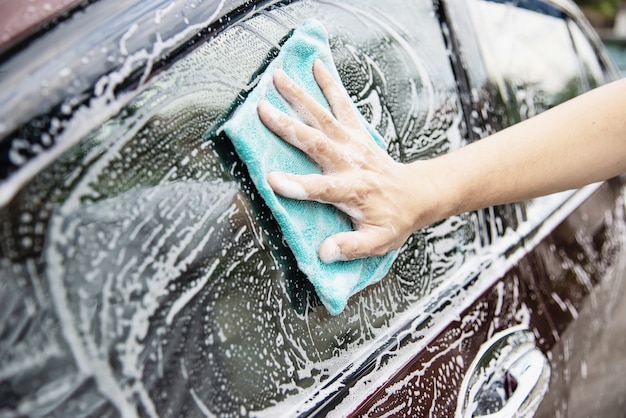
[257,60,437,262]
[258,58,626,264]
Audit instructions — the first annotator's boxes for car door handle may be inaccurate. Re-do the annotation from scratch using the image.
[456,326,551,418]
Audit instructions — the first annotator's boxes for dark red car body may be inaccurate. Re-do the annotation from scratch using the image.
[1,0,625,417]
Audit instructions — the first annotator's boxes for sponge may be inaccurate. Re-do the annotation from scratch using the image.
[223,19,397,315]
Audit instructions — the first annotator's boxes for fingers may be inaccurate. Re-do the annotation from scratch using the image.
[272,68,338,131]
[258,100,351,172]
[269,172,366,221]
[267,172,309,200]
[272,66,354,143]
[318,238,345,263]
[268,171,399,263]
[257,99,314,149]
[319,228,394,263]
[267,172,356,210]
[258,60,370,172]
[312,59,360,126]
[257,60,401,264]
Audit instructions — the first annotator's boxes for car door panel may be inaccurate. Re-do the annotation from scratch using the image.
[0,0,472,416]
[1,0,624,416]
[347,179,626,417]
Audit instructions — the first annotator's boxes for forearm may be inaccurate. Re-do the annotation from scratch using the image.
[262,61,626,261]
[413,78,626,225]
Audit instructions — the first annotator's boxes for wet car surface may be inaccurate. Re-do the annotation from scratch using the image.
[1,0,625,417]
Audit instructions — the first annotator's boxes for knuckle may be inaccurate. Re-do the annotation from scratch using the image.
[349,179,369,201]
[318,110,336,127]
[316,179,336,201]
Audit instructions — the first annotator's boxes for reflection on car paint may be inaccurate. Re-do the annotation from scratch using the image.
[0,0,237,203]
[344,182,626,417]
[349,277,534,417]
[0,0,478,415]
[467,0,585,122]
[2,0,622,416]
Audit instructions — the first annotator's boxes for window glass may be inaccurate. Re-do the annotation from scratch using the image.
[0,0,474,415]
[467,0,585,121]
[568,20,605,89]
[603,38,626,76]
[459,0,598,234]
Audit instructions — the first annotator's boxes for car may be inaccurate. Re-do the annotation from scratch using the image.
[1,0,625,417]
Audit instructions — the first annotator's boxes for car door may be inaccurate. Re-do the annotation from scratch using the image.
[361,1,626,417]
[1,0,624,417]
[448,1,626,417]
[0,0,486,415]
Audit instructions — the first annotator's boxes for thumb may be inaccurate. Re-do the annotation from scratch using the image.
[319,228,394,263]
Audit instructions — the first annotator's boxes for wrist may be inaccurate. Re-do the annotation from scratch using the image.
[400,158,461,231]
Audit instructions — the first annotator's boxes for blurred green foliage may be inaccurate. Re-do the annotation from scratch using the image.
[575,0,622,18]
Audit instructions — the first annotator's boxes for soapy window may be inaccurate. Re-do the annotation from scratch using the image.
[0,0,474,416]
[467,0,585,122]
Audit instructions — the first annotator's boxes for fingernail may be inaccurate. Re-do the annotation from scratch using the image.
[258,99,273,113]
[313,59,328,74]
[273,68,284,81]
[268,172,307,200]
[258,100,281,122]
[319,239,344,263]
[274,68,294,88]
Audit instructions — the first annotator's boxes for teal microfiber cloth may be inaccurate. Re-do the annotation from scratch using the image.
[223,19,398,315]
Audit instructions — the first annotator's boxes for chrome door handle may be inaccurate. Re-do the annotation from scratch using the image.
[456,326,551,418]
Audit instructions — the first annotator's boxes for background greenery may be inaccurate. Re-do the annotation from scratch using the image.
[575,0,623,26]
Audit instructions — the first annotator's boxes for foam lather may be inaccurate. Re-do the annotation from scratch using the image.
[223,19,398,315]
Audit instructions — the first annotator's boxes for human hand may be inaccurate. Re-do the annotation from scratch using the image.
[257,59,437,262]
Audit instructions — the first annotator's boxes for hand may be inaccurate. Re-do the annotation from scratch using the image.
[257,60,436,262]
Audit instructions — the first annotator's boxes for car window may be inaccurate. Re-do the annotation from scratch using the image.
[466,0,585,122]
[603,37,626,76]
[455,0,615,234]
[568,19,605,89]
[0,0,477,415]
